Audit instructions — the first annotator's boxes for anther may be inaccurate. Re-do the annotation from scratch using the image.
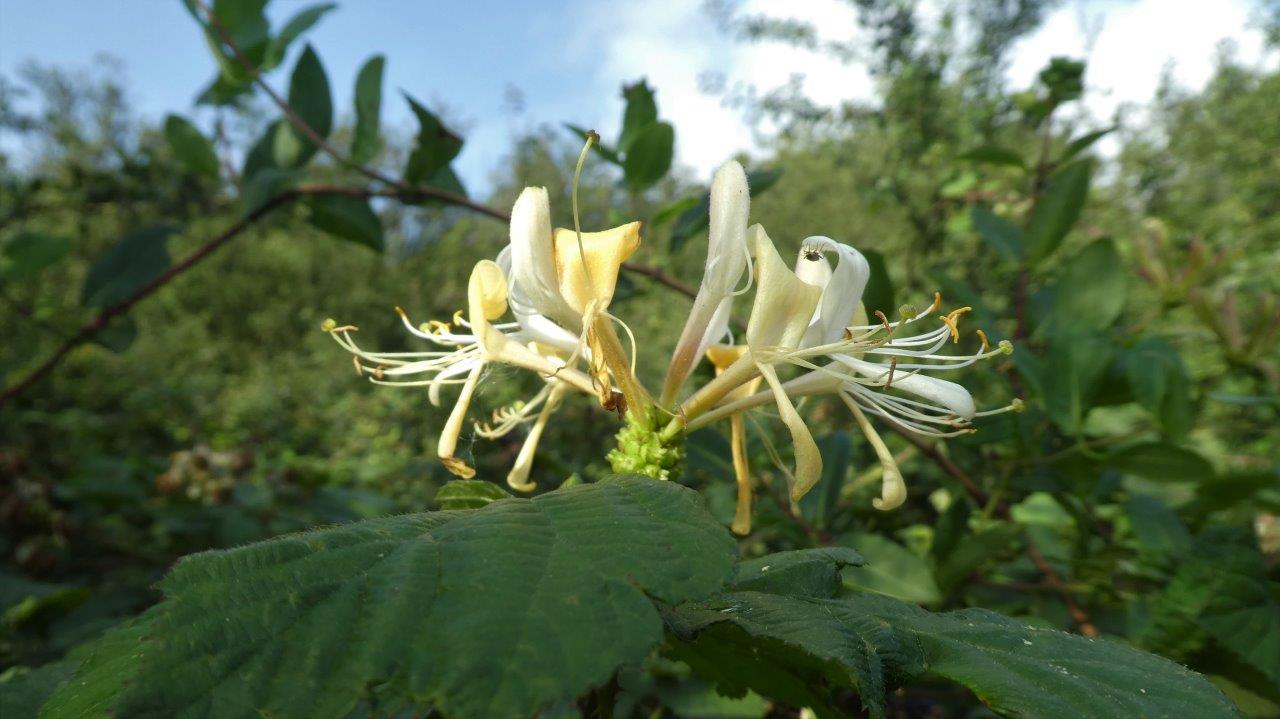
[875,310,892,336]
[352,356,363,376]
[939,307,972,343]
[976,329,990,352]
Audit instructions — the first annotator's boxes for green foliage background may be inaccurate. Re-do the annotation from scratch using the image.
[1,1,1277,717]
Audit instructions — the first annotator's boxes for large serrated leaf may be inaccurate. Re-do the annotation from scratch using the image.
[1137,528,1280,687]
[668,590,1236,719]
[732,547,864,598]
[39,476,736,719]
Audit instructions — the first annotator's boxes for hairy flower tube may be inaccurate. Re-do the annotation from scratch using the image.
[325,148,1019,532]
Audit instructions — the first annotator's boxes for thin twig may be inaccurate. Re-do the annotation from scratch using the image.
[192,0,505,222]
[2,3,704,407]
[618,261,696,299]
[3,185,333,407]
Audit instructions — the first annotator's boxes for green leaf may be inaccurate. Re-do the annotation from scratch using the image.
[959,144,1026,169]
[970,205,1023,261]
[1060,127,1115,163]
[403,93,463,186]
[241,119,283,180]
[931,497,971,563]
[434,479,512,509]
[305,193,383,251]
[0,661,78,719]
[1126,338,1193,439]
[840,533,942,605]
[2,232,70,281]
[92,315,138,354]
[670,195,711,250]
[240,166,298,214]
[1025,159,1092,262]
[283,44,333,167]
[1137,528,1280,686]
[1125,494,1191,555]
[747,167,783,194]
[349,55,385,165]
[860,249,895,319]
[80,226,176,308]
[934,523,1022,591]
[1107,442,1214,483]
[618,80,658,154]
[650,196,700,228]
[622,121,674,191]
[162,115,220,179]
[263,3,336,70]
[1040,331,1113,433]
[1047,239,1126,333]
[40,476,736,719]
[799,433,850,524]
[564,124,621,166]
[732,547,864,599]
[668,591,1236,719]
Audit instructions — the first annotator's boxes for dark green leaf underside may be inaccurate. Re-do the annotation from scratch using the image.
[39,476,736,719]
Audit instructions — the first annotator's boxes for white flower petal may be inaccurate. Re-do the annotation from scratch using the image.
[795,237,870,348]
[509,187,579,329]
[834,355,977,419]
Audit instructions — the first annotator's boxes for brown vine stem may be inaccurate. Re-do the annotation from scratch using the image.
[192,0,694,296]
[1,7,698,406]
[886,424,1100,637]
[192,0,506,223]
[1,186,321,408]
[0,180,693,408]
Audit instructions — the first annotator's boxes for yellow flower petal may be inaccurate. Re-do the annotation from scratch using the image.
[745,225,823,351]
[552,222,641,314]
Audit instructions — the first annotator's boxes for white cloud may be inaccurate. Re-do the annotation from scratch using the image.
[1008,0,1275,124]
[565,0,1274,180]
[570,0,872,177]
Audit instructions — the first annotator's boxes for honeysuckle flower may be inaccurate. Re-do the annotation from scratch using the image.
[326,140,1017,529]
[679,242,1018,510]
[324,179,646,485]
[660,161,751,405]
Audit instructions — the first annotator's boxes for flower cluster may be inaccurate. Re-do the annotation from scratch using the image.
[325,152,1018,533]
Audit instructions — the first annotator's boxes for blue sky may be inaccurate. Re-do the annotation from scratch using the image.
[2,0,1274,192]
